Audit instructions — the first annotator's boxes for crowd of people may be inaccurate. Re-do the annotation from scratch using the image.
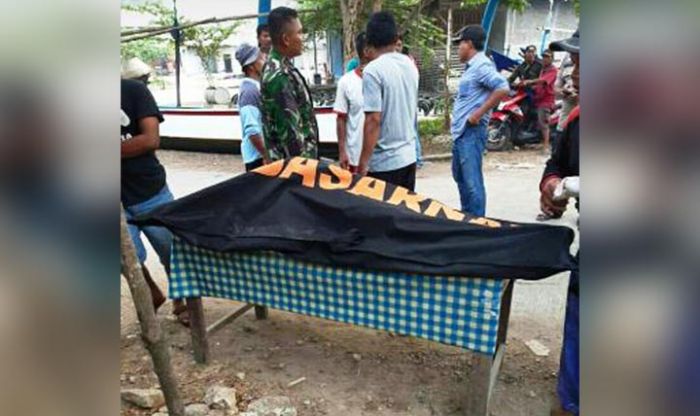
[120,6,579,415]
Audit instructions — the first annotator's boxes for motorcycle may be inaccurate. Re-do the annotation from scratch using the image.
[486,88,560,151]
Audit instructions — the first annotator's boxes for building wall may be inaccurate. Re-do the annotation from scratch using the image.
[417,0,577,94]
[503,0,578,57]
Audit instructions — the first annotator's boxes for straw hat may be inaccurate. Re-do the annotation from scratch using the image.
[122,57,153,79]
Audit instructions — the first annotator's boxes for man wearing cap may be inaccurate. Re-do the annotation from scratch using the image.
[507,44,543,89]
[450,25,509,216]
[508,45,542,122]
[261,6,318,161]
[528,49,558,153]
[540,29,580,416]
[121,59,189,326]
[236,43,269,171]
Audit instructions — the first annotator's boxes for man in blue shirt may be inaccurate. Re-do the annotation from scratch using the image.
[235,43,269,171]
[450,25,509,216]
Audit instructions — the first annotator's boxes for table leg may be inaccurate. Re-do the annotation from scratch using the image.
[465,353,493,416]
[464,280,514,415]
[186,297,209,364]
[497,280,514,346]
[254,305,268,320]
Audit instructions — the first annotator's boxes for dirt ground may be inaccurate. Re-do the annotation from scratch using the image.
[121,149,576,415]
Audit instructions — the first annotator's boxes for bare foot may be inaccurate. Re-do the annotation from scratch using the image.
[550,405,575,416]
[172,300,190,327]
[141,264,166,312]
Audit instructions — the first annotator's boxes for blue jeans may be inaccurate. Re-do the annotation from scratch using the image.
[124,185,174,271]
[452,123,487,216]
[558,253,579,415]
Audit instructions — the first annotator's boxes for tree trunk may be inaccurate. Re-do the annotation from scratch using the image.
[120,208,185,416]
[372,0,382,12]
[340,0,365,63]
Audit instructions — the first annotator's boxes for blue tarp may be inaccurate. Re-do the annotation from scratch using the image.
[489,49,521,72]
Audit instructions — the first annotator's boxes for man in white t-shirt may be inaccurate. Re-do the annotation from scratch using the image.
[333,32,369,173]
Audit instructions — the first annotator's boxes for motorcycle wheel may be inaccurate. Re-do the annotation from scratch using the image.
[486,120,512,151]
[418,99,431,117]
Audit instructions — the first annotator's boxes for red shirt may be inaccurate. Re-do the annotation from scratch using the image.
[534,64,558,109]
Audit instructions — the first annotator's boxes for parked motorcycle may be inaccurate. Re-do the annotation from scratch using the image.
[486,88,559,151]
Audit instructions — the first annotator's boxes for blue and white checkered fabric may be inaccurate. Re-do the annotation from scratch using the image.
[170,238,506,354]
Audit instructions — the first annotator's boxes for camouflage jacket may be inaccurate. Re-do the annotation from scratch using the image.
[261,49,319,160]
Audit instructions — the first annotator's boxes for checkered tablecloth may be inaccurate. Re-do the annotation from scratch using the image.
[170,238,507,354]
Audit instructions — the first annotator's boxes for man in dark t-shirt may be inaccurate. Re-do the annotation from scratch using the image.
[540,30,579,416]
[121,77,187,325]
[507,45,543,88]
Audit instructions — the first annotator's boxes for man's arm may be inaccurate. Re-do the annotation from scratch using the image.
[121,116,160,158]
[539,115,577,215]
[336,115,349,169]
[530,67,557,88]
[359,112,380,175]
[240,104,269,163]
[359,69,383,175]
[507,66,520,84]
[554,70,567,99]
[467,89,509,125]
[261,72,302,159]
[333,81,350,169]
[250,134,268,164]
[468,67,510,125]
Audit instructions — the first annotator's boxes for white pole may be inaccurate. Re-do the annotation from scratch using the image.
[444,5,453,129]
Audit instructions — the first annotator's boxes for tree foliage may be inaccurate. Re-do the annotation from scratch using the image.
[121,36,171,63]
[298,0,532,66]
[121,0,240,84]
[181,24,239,85]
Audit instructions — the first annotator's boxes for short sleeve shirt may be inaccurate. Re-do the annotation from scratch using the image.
[332,69,364,166]
[451,52,509,138]
[121,79,166,206]
[238,77,263,164]
[534,64,558,109]
[362,52,419,172]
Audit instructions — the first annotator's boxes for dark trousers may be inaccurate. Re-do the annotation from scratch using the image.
[368,163,416,191]
[245,158,264,172]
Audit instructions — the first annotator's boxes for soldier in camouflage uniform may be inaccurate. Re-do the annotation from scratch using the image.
[261,6,319,160]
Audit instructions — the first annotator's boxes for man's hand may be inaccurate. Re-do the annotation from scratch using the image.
[357,163,368,177]
[467,113,480,126]
[339,151,349,170]
[540,177,567,216]
[359,112,381,178]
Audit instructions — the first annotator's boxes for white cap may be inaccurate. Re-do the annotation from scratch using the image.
[121,57,152,79]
